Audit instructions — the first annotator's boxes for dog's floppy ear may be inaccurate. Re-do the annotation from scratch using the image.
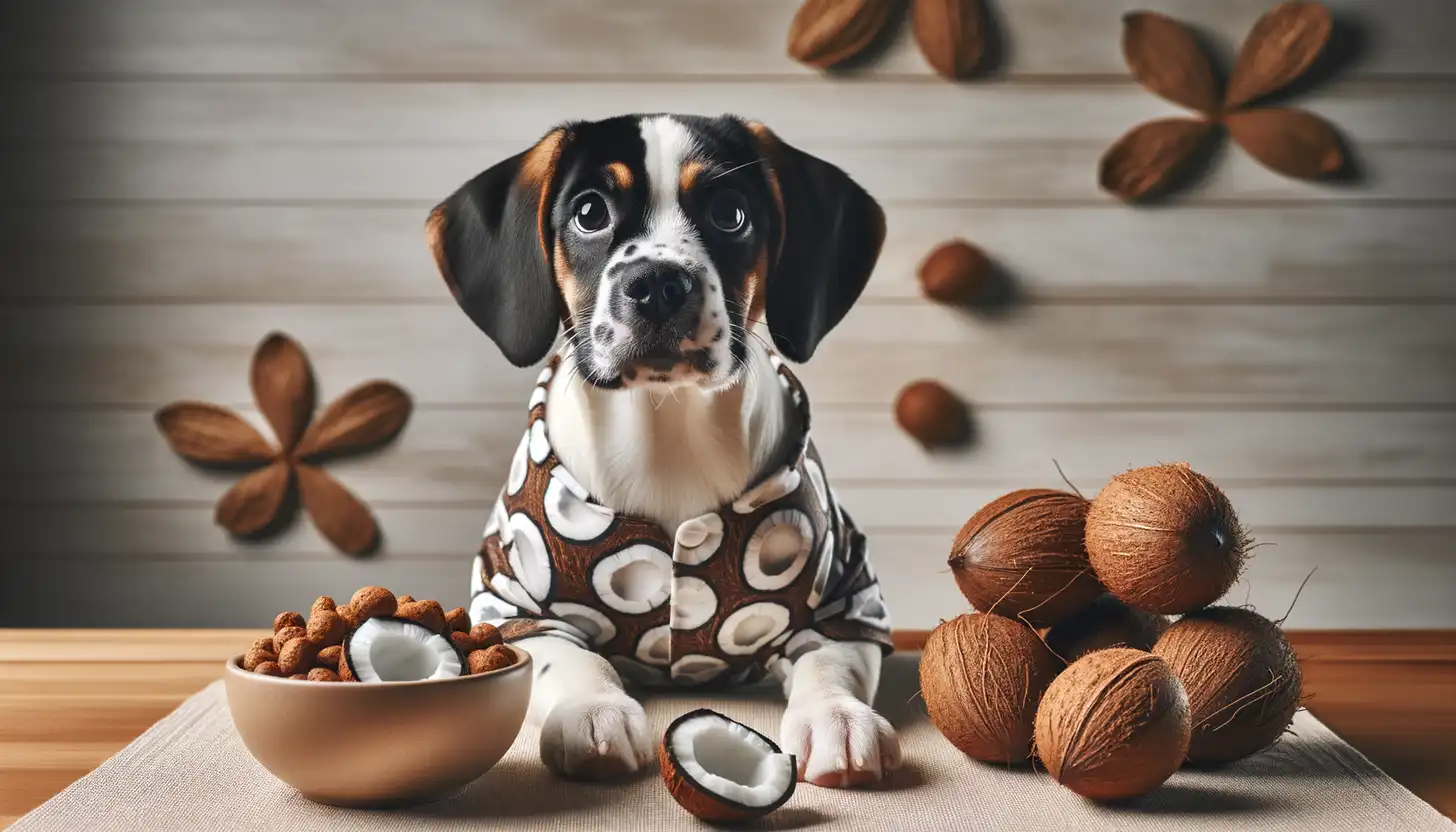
[746,121,885,363]
[426,128,572,367]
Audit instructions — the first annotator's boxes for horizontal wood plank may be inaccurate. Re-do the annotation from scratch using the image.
[7,141,1452,204]
[1,0,1450,78]
[7,204,1456,302]
[1,530,1452,628]
[7,407,1456,504]
[5,304,1454,406]
[6,82,1453,144]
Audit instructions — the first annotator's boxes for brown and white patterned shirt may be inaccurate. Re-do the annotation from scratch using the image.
[468,352,892,689]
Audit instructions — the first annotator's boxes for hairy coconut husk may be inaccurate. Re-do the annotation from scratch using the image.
[1085,463,1249,614]
[1034,648,1190,801]
[920,613,1062,764]
[1153,606,1302,764]
[949,489,1104,627]
[1045,595,1171,663]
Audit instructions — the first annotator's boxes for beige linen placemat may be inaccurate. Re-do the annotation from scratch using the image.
[14,655,1455,831]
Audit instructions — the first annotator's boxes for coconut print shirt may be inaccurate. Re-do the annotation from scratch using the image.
[468,353,893,690]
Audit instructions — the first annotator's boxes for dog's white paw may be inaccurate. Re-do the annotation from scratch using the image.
[539,692,652,781]
[780,695,901,788]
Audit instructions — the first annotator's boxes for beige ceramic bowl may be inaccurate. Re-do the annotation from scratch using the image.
[223,644,531,807]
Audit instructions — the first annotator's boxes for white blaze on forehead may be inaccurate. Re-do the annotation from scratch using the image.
[641,115,698,243]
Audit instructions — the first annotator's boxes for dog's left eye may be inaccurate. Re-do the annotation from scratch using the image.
[707,190,748,234]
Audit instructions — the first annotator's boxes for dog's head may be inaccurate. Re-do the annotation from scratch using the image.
[426,114,883,389]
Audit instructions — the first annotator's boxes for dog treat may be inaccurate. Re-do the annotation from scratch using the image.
[466,644,516,675]
[307,667,341,683]
[250,587,521,681]
[273,611,305,633]
[397,599,447,634]
[349,586,398,620]
[444,606,471,634]
[272,625,307,653]
[316,644,343,670]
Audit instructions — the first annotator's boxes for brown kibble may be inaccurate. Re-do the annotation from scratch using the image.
[336,603,360,628]
[272,625,307,653]
[349,586,397,621]
[468,644,515,675]
[273,611,305,633]
[289,673,309,680]
[254,661,283,677]
[278,636,318,675]
[918,240,988,305]
[243,646,276,672]
[397,595,415,605]
[307,608,347,647]
[251,636,276,653]
[1100,117,1214,201]
[445,606,471,634]
[470,622,504,649]
[894,380,970,450]
[307,667,341,683]
[449,631,479,656]
[316,644,343,670]
[310,595,336,616]
[396,599,447,634]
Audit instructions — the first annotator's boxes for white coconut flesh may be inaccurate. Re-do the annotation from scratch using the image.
[347,618,462,682]
[668,712,794,810]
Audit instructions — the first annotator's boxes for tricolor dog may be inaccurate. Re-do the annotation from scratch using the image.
[427,114,898,786]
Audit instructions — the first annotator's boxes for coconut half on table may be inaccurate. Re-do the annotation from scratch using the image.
[339,617,463,682]
[660,709,796,823]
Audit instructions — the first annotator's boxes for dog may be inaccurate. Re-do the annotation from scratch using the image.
[427,114,899,787]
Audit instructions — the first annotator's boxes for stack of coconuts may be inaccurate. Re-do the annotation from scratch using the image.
[920,463,1303,802]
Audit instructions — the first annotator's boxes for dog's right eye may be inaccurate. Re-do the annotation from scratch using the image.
[572,193,611,235]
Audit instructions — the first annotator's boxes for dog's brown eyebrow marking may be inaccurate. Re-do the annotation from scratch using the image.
[679,160,707,192]
[605,162,633,190]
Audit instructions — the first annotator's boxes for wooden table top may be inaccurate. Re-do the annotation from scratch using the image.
[1,629,1453,826]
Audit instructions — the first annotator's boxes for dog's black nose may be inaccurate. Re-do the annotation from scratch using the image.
[620,261,697,325]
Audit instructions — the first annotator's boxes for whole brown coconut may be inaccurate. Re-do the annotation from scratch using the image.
[1153,606,1302,764]
[894,380,971,449]
[949,489,1104,627]
[1085,463,1249,614]
[1034,648,1191,801]
[1045,595,1170,663]
[920,613,1062,764]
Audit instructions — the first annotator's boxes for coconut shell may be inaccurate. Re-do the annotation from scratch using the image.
[1153,606,1302,764]
[949,489,1103,627]
[920,613,1062,764]
[1034,648,1191,801]
[894,380,971,449]
[660,709,795,823]
[1085,463,1248,614]
[1045,595,1170,663]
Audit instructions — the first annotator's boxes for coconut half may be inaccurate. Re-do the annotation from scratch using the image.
[660,709,796,823]
[340,617,463,683]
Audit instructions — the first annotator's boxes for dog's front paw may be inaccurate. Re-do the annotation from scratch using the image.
[781,695,901,788]
[539,692,652,781]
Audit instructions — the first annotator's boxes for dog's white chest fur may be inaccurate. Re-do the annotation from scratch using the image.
[545,342,788,532]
